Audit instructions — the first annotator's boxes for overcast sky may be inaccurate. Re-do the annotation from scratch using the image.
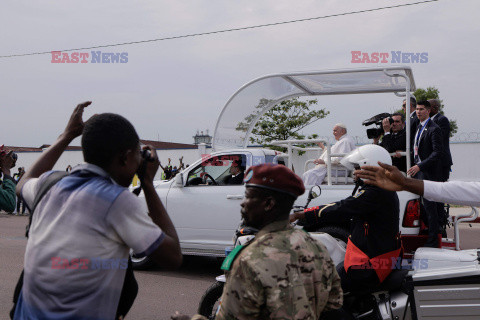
[1,0,479,148]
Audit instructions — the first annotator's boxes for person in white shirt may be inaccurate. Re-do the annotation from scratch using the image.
[355,162,480,207]
[302,123,356,185]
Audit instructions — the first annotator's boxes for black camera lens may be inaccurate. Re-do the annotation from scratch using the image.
[141,149,153,161]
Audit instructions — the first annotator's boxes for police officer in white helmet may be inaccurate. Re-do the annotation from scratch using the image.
[291,145,402,294]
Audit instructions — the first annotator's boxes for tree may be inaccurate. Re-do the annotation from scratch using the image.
[236,98,329,152]
[414,87,457,137]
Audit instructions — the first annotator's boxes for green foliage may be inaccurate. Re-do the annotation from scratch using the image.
[236,98,329,153]
[413,87,457,137]
[414,87,440,102]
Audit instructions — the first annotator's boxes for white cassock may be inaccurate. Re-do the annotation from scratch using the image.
[303,134,356,185]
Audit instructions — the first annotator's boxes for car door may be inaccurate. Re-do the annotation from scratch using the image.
[166,153,250,256]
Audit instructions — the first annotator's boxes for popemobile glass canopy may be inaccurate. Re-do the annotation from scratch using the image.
[212,66,416,151]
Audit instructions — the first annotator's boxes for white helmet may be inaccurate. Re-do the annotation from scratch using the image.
[340,144,392,171]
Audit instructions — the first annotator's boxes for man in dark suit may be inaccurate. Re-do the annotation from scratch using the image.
[224,159,245,185]
[407,100,443,247]
[428,99,452,181]
[402,97,419,143]
[379,113,407,172]
[428,99,452,236]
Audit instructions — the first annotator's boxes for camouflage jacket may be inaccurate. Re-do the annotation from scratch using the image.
[212,219,343,320]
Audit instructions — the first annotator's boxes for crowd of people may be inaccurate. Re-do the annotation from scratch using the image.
[160,157,185,180]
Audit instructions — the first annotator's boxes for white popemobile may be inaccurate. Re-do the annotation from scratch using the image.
[131,67,418,267]
[132,67,456,269]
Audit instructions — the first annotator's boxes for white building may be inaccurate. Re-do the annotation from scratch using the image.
[8,140,212,181]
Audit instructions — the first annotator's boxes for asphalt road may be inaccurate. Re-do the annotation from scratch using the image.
[0,213,221,319]
[1,208,479,319]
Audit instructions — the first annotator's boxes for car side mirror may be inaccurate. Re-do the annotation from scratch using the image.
[174,173,183,187]
[308,185,321,200]
[303,185,321,209]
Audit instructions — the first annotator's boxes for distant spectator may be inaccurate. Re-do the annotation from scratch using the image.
[0,146,16,213]
[13,167,26,215]
[66,165,73,172]
[13,167,24,181]
[160,158,173,180]
[171,157,185,178]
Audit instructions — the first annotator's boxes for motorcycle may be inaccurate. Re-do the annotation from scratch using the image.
[197,186,347,319]
[198,186,480,320]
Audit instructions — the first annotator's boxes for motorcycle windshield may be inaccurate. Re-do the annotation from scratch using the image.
[212,67,415,151]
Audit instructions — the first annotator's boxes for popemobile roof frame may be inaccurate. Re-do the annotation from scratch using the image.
[212,66,416,170]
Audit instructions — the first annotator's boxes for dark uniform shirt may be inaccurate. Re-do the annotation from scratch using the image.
[305,185,400,269]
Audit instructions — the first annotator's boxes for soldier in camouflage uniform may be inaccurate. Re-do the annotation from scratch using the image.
[173,164,342,320]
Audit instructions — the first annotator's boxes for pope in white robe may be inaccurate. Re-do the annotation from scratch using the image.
[303,124,356,185]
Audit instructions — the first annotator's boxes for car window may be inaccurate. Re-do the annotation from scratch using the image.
[265,155,275,163]
[186,154,246,186]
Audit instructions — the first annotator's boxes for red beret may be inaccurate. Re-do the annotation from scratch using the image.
[244,164,305,198]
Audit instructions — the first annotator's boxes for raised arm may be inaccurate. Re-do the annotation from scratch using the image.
[16,101,92,196]
[140,146,182,269]
[178,156,184,170]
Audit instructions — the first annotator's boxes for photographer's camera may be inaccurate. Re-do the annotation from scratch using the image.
[362,113,394,139]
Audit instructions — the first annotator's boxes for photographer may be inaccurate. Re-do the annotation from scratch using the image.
[0,146,17,213]
[13,102,182,319]
[378,113,407,172]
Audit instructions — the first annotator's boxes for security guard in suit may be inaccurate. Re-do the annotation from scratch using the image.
[291,145,402,292]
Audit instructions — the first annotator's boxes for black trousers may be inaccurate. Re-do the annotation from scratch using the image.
[421,198,442,247]
[16,196,26,214]
[415,171,442,247]
[336,262,380,294]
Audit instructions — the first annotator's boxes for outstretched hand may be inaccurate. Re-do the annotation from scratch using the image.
[354,162,405,192]
[63,101,92,141]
